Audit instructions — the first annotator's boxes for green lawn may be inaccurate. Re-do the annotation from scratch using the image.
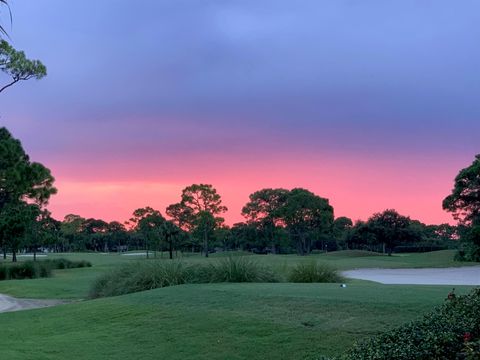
[0,250,475,300]
[0,282,474,360]
[0,250,477,359]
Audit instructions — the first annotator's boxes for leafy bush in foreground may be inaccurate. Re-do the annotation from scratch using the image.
[288,262,343,283]
[90,257,279,298]
[340,288,480,360]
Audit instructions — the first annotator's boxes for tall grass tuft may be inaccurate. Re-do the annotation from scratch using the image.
[196,256,278,283]
[90,257,279,298]
[90,261,191,298]
[288,262,343,283]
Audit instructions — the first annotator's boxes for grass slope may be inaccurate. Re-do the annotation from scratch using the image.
[0,250,474,300]
[0,282,474,360]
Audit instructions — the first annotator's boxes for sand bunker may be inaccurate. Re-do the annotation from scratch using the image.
[343,266,480,285]
[0,294,65,313]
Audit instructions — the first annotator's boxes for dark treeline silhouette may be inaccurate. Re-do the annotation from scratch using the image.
[2,191,460,259]
[0,127,475,260]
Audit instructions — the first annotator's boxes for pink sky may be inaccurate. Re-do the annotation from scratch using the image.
[43,151,462,226]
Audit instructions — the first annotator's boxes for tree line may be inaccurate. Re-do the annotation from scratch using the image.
[0,126,477,261]
[0,130,466,261]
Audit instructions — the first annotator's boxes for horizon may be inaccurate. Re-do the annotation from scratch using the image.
[1,1,479,226]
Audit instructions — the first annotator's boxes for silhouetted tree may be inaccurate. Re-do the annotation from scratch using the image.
[168,184,227,257]
[130,207,165,258]
[242,188,289,254]
[444,154,480,261]
[279,188,334,255]
[367,209,414,255]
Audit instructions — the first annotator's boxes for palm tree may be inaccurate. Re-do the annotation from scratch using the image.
[0,0,11,38]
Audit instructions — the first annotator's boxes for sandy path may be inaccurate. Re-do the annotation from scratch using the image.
[0,294,65,313]
[343,266,480,285]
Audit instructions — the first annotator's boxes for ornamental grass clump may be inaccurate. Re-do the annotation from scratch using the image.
[196,256,278,283]
[90,257,279,298]
[90,261,191,298]
[288,262,343,283]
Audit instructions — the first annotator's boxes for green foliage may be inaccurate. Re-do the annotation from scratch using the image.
[0,258,91,281]
[443,154,480,262]
[455,226,480,262]
[44,258,92,269]
[241,188,334,255]
[0,261,52,280]
[288,262,343,283]
[0,40,46,93]
[167,184,227,256]
[443,154,480,226]
[341,288,480,360]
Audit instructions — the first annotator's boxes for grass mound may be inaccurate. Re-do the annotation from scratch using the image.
[288,262,343,283]
[90,256,278,298]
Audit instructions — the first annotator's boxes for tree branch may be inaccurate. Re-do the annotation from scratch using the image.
[0,77,19,93]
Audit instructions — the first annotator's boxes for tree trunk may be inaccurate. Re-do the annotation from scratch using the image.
[12,250,17,262]
[33,248,37,262]
[169,240,173,260]
[3,248,6,260]
[204,228,208,257]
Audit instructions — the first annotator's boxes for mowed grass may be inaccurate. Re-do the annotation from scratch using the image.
[0,282,475,360]
[0,250,475,299]
[0,250,477,359]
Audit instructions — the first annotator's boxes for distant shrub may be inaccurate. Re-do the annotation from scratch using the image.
[5,261,52,280]
[393,245,448,253]
[0,258,91,281]
[0,265,7,280]
[44,258,92,270]
[340,288,480,360]
[288,262,343,283]
[327,250,383,258]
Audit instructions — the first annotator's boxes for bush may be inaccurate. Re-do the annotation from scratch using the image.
[288,262,343,283]
[0,258,91,281]
[90,257,278,298]
[0,265,7,280]
[44,258,93,269]
[4,261,52,280]
[340,288,480,360]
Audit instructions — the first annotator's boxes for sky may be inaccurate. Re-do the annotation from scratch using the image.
[0,0,479,225]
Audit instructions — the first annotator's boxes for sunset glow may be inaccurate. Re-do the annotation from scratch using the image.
[1,1,479,226]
